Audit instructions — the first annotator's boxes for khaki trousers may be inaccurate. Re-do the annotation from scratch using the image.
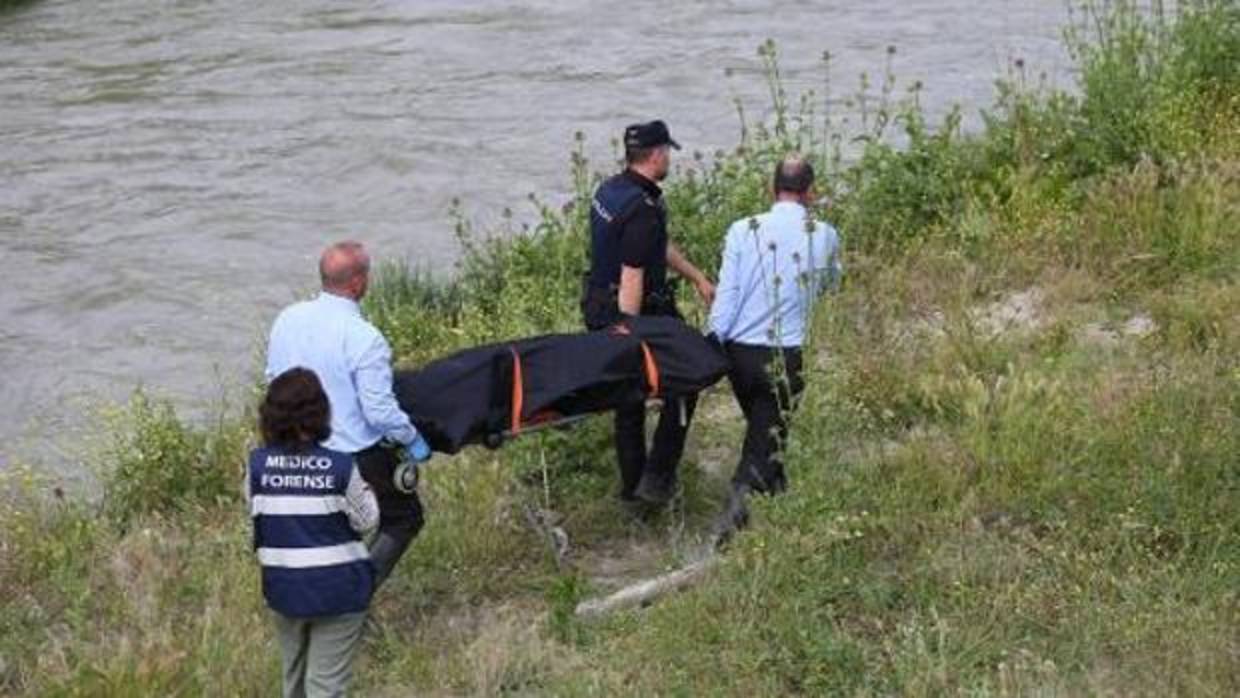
[272,611,367,698]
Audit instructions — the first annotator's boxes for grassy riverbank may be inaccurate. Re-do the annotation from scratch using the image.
[2,1,1237,695]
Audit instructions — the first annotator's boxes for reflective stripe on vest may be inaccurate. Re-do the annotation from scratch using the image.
[257,541,370,569]
[251,494,349,517]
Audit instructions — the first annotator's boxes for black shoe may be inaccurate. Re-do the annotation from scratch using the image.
[710,483,751,548]
[618,489,644,513]
[633,471,675,506]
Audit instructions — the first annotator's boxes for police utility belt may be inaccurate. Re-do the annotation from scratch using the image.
[580,273,679,329]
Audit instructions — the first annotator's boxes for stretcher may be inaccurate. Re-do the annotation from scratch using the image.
[393,316,728,454]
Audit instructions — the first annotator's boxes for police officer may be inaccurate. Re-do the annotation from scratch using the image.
[582,120,715,506]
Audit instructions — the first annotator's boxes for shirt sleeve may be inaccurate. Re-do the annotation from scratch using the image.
[354,331,420,445]
[344,463,380,535]
[243,460,258,551]
[242,460,251,505]
[709,226,744,340]
[618,203,660,268]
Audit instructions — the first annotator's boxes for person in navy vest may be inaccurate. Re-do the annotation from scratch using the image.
[581,120,716,507]
[248,367,379,698]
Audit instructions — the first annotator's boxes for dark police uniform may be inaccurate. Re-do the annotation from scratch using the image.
[582,156,697,502]
[582,169,673,328]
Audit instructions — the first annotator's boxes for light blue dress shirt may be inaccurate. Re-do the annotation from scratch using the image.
[265,292,419,453]
[709,201,842,347]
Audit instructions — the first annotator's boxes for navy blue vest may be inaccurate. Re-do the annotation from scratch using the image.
[249,445,374,618]
[588,171,669,296]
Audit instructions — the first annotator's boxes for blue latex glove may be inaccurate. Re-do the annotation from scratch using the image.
[406,433,432,463]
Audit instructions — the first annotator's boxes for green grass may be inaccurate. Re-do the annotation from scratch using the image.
[551,260,1239,696]
[1,1,1237,695]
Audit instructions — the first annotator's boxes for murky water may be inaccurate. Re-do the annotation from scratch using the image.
[0,0,1070,474]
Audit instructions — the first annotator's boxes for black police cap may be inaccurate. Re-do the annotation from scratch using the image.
[623,120,681,150]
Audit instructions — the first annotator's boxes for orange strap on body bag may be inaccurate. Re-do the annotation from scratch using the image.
[509,347,524,434]
[639,341,660,398]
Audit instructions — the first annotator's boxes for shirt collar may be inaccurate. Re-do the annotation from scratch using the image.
[770,200,808,217]
[316,291,362,315]
[624,168,663,198]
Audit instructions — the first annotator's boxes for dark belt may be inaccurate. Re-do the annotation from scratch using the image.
[580,274,679,329]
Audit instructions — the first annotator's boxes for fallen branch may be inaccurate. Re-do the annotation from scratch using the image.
[574,554,718,618]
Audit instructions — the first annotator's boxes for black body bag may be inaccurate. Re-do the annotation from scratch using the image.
[393,316,728,454]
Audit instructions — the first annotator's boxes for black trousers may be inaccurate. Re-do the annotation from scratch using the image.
[725,343,805,494]
[355,444,425,583]
[583,300,697,499]
[614,393,698,498]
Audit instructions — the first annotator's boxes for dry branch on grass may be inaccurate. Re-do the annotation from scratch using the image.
[575,555,718,618]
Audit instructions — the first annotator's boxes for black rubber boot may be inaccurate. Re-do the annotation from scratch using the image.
[369,530,413,589]
[633,469,676,506]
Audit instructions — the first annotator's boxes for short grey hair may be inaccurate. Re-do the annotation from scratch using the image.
[773,154,815,194]
[319,241,370,289]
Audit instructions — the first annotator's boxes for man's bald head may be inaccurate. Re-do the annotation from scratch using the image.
[773,154,815,199]
[320,241,371,300]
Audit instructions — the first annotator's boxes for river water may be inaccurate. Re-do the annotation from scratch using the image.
[0,0,1071,476]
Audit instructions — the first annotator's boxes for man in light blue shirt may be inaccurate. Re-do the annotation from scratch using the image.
[708,155,841,542]
[266,240,431,587]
